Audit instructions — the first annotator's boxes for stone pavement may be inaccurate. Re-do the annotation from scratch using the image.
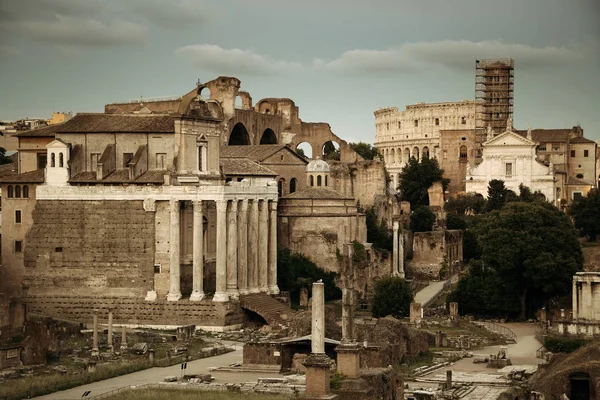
[34,342,283,400]
[414,280,447,307]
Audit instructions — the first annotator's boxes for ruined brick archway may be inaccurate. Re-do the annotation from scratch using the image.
[229,122,250,145]
[260,128,278,145]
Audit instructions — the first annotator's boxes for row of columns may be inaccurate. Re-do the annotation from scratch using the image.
[383,146,433,165]
[572,278,597,321]
[167,198,279,303]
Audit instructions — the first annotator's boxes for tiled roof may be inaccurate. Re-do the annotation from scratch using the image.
[284,186,352,200]
[0,161,19,179]
[569,136,596,144]
[14,124,62,137]
[56,114,175,133]
[515,129,570,142]
[220,145,306,163]
[69,170,165,184]
[135,170,165,184]
[69,172,97,183]
[220,158,277,176]
[105,100,182,114]
[0,169,44,183]
[567,176,592,186]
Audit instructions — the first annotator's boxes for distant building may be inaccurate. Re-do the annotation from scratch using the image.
[47,112,73,125]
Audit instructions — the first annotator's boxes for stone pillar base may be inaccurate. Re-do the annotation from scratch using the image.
[335,342,362,379]
[144,291,157,301]
[301,353,337,400]
[249,287,260,294]
[166,291,182,302]
[227,289,240,300]
[189,291,205,302]
[91,348,99,357]
[213,292,229,302]
[269,285,280,295]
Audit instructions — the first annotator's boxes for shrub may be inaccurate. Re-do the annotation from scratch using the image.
[371,276,413,319]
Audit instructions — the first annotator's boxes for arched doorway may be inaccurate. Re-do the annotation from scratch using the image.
[322,140,340,161]
[296,142,312,159]
[260,128,277,144]
[229,123,250,145]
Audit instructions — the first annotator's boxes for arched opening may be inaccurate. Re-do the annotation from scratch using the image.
[258,100,273,115]
[404,148,410,161]
[459,145,468,160]
[15,185,21,198]
[198,86,211,100]
[322,140,340,161]
[23,185,29,198]
[51,153,55,167]
[234,95,243,109]
[422,146,430,158]
[310,175,314,186]
[325,175,328,187]
[290,178,297,193]
[317,175,322,186]
[7,185,13,198]
[278,178,285,197]
[389,148,395,165]
[229,123,250,145]
[569,372,590,400]
[296,142,312,159]
[260,128,277,145]
[59,152,64,167]
[412,147,419,161]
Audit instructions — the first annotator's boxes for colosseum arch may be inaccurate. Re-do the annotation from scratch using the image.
[260,128,278,145]
[422,146,430,158]
[412,147,420,160]
[404,148,410,161]
[229,122,250,145]
[296,142,312,159]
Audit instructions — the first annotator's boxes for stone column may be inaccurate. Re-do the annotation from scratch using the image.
[120,326,127,350]
[392,220,399,276]
[399,229,405,279]
[213,200,229,302]
[107,310,114,352]
[238,199,249,295]
[248,199,259,293]
[312,282,325,354]
[268,200,279,295]
[92,311,99,356]
[258,199,269,292]
[226,200,239,299]
[167,199,182,301]
[190,200,205,301]
[585,280,594,320]
[572,279,578,320]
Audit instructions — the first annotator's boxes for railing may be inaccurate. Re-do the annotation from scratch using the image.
[536,346,547,359]
[474,321,517,343]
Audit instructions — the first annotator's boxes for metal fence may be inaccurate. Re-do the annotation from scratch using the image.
[475,321,518,343]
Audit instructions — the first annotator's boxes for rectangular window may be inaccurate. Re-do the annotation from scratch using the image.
[398,121,401,128]
[505,163,513,178]
[571,150,576,157]
[154,264,161,274]
[435,118,440,126]
[414,120,418,127]
[538,144,546,151]
[90,153,100,172]
[15,240,22,253]
[123,153,134,168]
[156,153,166,169]
[584,150,589,157]
[15,210,21,224]
[573,192,583,201]
[37,153,47,169]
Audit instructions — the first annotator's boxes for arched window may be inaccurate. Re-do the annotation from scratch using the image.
[15,185,21,198]
[23,185,29,198]
[7,185,13,198]
[317,175,322,186]
[290,178,297,193]
[459,145,468,159]
[325,176,328,186]
[310,175,314,186]
[51,153,55,167]
[59,153,64,167]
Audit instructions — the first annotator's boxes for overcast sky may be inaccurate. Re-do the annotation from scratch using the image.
[1,0,599,142]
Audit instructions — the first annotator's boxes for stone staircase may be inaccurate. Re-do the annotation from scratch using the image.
[240,293,294,328]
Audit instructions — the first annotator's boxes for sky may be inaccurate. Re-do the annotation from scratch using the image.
[1,0,599,142]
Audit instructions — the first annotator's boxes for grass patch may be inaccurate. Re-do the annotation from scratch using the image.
[104,388,292,400]
[397,350,436,379]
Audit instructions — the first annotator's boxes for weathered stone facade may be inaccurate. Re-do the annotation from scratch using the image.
[410,230,463,279]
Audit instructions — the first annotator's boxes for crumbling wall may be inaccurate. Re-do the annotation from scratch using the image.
[410,230,463,279]
[583,242,600,272]
[329,160,387,209]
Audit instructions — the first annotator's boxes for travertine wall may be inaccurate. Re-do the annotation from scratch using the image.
[23,200,155,297]
[439,129,481,195]
[410,230,463,279]
[329,160,387,209]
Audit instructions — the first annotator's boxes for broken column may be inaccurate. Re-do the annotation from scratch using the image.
[410,302,423,328]
[449,302,459,326]
[120,326,128,350]
[446,370,452,390]
[92,311,99,356]
[107,309,114,352]
[302,282,337,399]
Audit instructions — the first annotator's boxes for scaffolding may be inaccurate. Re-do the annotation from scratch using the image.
[475,58,514,133]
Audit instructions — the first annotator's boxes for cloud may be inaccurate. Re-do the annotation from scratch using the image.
[315,40,585,75]
[125,0,212,29]
[175,44,302,76]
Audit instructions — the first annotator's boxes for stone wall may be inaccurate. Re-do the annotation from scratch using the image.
[410,230,463,279]
[439,129,480,195]
[23,200,155,298]
[243,342,282,368]
[24,296,245,329]
[329,160,387,209]
[583,242,600,272]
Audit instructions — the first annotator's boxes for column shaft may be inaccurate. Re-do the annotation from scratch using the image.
[268,200,279,294]
[312,282,325,354]
[392,220,399,276]
[248,199,259,293]
[167,199,181,301]
[572,279,578,320]
[226,200,239,298]
[258,200,269,292]
[190,200,204,301]
[238,200,249,295]
[399,229,405,279]
[107,311,114,351]
[213,200,229,302]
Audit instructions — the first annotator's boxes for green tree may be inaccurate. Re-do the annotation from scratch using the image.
[446,213,467,230]
[365,207,393,251]
[451,202,583,320]
[0,147,12,165]
[277,248,341,305]
[398,156,450,209]
[486,179,508,211]
[569,188,600,241]
[349,142,381,160]
[323,142,340,161]
[444,192,486,215]
[410,205,436,232]
[296,148,307,158]
[371,276,413,319]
